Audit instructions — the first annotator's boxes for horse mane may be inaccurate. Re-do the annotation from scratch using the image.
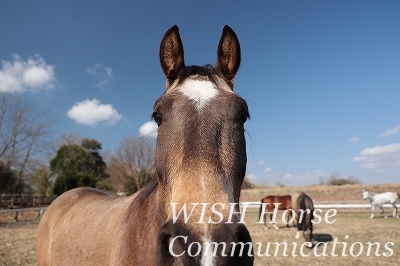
[131,179,158,204]
[175,64,233,88]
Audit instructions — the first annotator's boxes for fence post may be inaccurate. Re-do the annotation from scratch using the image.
[37,208,45,221]
[14,211,19,222]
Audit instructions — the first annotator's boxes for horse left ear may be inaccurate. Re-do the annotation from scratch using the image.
[215,25,241,86]
[160,25,185,89]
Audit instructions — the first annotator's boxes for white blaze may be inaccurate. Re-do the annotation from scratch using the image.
[178,79,220,265]
[201,232,215,266]
[179,79,218,110]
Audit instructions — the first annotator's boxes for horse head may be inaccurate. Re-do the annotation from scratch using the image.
[362,190,370,200]
[155,25,253,265]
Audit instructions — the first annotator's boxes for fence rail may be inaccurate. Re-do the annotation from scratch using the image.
[0,207,47,222]
[2,202,400,212]
[0,194,54,209]
[2,202,399,222]
[240,201,400,209]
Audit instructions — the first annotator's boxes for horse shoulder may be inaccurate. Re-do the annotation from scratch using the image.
[291,193,301,210]
[38,188,133,265]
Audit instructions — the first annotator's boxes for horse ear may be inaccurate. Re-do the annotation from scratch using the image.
[160,25,185,89]
[215,25,241,86]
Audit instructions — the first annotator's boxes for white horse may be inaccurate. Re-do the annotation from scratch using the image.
[362,190,399,219]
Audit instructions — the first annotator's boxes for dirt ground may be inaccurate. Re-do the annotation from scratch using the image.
[0,221,37,266]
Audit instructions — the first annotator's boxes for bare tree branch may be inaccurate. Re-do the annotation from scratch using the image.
[106,136,155,193]
[0,93,51,193]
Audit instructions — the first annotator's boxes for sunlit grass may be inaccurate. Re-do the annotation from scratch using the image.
[243,208,400,265]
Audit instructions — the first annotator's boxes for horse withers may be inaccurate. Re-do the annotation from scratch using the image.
[291,192,315,248]
[36,25,253,265]
[258,195,293,229]
[362,190,399,219]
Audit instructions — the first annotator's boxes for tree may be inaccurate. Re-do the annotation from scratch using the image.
[0,160,18,193]
[106,137,155,194]
[0,93,50,193]
[323,173,361,186]
[28,162,53,196]
[50,138,109,195]
[124,168,155,195]
[241,177,256,189]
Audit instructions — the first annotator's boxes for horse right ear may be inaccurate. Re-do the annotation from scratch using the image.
[159,25,185,89]
[215,25,241,86]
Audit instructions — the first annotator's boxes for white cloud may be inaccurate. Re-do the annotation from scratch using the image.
[349,137,359,143]
[378,125,400,138]
[264,167,272,173]
[67,98,122,126]
[245,174,256,179]
[139,121,158,138]
[0,54,56,93]
[257,160,265,165]
[87,63,113,88]
[270,170,326,185]
[352,143,400,169]
[283,173,293,179]
[349,137,360,146]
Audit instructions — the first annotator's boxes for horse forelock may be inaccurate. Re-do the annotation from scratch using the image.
[165,68,235,111]
[174,65,234,89]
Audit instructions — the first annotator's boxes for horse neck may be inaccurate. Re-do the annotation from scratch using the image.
[126,179,167,226]
[367,192,375,201]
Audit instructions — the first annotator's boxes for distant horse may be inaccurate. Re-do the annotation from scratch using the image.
[36,25,254,265]
[291,192,315,248]
[259,195,293,229]
[362,190,399,219]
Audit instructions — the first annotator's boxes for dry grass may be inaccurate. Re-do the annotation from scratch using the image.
[1,184,399,265]
[0,221,37,266]
[1,211,399,265]
[243,208,400,266]
[240,183,400,202]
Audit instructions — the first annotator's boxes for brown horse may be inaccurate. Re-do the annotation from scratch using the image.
[36,25,253,265]
[291,192,315,248]
[258,195,293,229]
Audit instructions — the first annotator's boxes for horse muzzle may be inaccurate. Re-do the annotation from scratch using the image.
[156,220,254,266]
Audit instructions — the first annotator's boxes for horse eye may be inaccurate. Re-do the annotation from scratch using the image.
[152,111,163,125]
[239,110,250,124]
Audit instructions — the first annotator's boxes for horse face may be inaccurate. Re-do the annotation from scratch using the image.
[362,190,369,199]
[153,25,253,265]
[153,79,248,199]
[303,229,313,248]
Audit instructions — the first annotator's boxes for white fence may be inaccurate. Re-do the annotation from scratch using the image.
[2,202,400,222]
[240,201,400,209]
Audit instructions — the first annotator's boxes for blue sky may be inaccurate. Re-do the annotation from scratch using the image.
[1,1,399,186]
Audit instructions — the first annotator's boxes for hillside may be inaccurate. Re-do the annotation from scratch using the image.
[240,183,400,202]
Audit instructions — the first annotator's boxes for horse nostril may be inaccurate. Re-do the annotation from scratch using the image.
[157,221,193,265]
[226,224,254,265]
